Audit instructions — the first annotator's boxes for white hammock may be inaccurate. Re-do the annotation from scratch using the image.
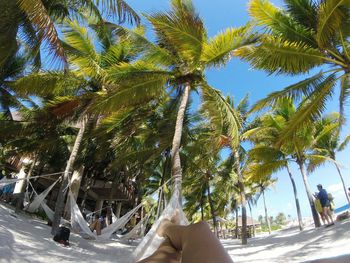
[131,189,189,262]
[24,178,60,213]
[0,172,64,187]
[120,208,152,241]
[41,201,55,221]
[69,191,143,240]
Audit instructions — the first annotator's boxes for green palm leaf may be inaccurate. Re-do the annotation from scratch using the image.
[17,0,66,63]
[316,0,350,48]
[12,72,85,96]
[338,134,350,152]
[248,0,315,45]
[63,21,101,78]
[251,72,326,112]
[234,36,325,74]
[201,25,256,68]
[277,74,337,143]
[201,84,241,147]
[146,0,205,65]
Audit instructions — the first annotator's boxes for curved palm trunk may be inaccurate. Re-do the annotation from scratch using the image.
[334,162,350,204]
[286,164,303,230]
[51,117,87,235]
[171,84,190,202]
[207,181,218,237]
[298,162,321,228]
[234,149,247,245]
[64,166,85,218]
[262,189,271,234]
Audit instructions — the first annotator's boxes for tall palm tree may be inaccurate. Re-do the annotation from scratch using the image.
[246,110,304,231]
[112,0,255,196]
[310,113,350,204]
[13,21,154,234]
[202,94,251,244]
[235,0,350,141]
[0,0,140,68]
[249,98,325,227]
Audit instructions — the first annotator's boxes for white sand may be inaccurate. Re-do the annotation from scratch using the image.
[1,203,349,263]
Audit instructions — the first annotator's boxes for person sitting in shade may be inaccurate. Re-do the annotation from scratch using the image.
[317,184,334,227]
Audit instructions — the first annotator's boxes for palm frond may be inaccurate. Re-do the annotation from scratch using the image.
[248,146,284,163]
[201,84,241,147]
[63,21,101,77]
[12,72,85,96]
[246,161,286,182]
[92,74,168,113]
[234,36,325,75]
[146,0,205,65]
[248,0,315,45]
[283,0,318,30]
[338,134,350,152]
[18,0,66,64]
[201,25,256,68]
[316,0,349,48]
[251,72,326,112]
[277,74,337,144]
[115,26,175,67]
[93,0,140,25]
[307,154,335,173]
[106,61,170,83]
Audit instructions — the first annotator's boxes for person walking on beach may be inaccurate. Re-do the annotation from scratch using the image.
[317,184,334,227]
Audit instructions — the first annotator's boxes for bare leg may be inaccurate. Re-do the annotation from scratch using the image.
[137,238,181,263]
[323,207,334,225]
[90,220,101,235]
[167,221,233,263]
[319,212,326,225]
[140,220,233,263]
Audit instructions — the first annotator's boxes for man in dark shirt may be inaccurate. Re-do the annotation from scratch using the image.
[317,184,334,227]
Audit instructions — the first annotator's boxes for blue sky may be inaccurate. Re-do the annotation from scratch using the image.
[126,0,350,219]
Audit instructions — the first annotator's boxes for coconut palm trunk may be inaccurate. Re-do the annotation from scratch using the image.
[248,202,256,237]
[286,164,303,230]
[297,162,321,228]
[15,154,38,213]
[171,84,190,200]
[234,149,247,244]
[334,162,350,204]
[261,188,271,234]
[207,180,218,237]
[51,116,87,235]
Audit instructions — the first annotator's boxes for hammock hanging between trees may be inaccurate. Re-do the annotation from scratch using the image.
[69,190,143,240]
[24,178,60,213]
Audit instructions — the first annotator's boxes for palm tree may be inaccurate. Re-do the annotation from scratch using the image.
[0,0,140,68]
[202,94,251,244]
[310,113,350,204]
[13,21,155,234]
[112,0,255,197]
[0,55,27,120]
[235,0,350,141]
[249,98,324,227]
[246,111,304,231]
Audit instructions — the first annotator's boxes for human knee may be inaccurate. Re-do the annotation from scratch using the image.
[191,221,210,232]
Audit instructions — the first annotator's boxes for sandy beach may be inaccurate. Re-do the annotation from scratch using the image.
[1,203,349,263]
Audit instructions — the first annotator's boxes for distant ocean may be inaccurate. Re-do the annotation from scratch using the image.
[334,204,350,214]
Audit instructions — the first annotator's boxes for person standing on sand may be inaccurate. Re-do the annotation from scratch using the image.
[314,193,326,225]
[317,184,334,227]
